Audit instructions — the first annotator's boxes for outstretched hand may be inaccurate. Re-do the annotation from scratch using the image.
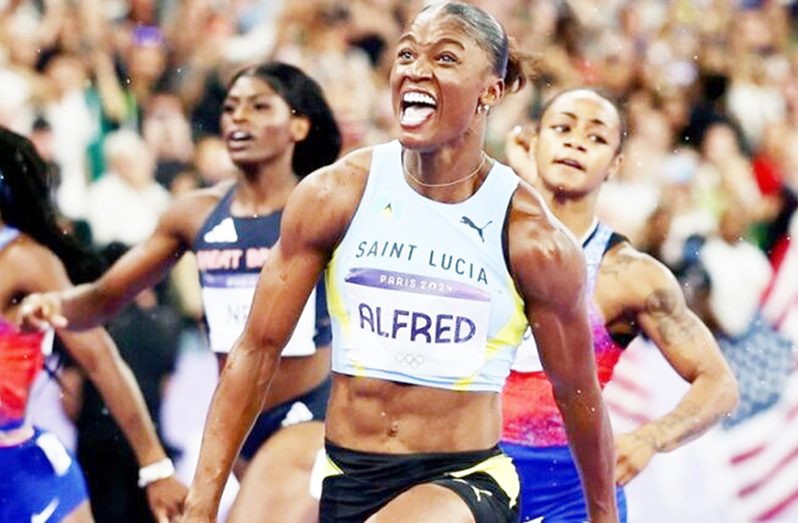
[615,428,659,486]
[504,124,537,183]
[146,476,188,523]
[17,292,68,331]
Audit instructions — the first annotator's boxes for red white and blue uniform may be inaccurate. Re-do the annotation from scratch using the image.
[502,222,630,522]
[0,226,89,522]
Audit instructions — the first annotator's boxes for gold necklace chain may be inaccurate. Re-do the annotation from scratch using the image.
[403,152,488,188]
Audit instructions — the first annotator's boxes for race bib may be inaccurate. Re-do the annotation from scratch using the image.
[202,273,317,356]
[344,268,490,378]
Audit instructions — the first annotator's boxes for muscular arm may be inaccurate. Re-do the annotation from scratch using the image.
[22,190,215,330]
[14,240,185,519]
[508,188,617,522]
[606,246,739,484]
[183,155,366,518]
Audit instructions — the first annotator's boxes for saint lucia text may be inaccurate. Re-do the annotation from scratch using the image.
[355,240,489,285]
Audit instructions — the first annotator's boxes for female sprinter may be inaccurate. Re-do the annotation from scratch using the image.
[503,88,738,522]
[21,62,341,522]
[177,4,618,523]
[0,128,185,522]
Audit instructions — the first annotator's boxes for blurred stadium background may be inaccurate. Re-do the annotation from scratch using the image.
[4,0,797,521]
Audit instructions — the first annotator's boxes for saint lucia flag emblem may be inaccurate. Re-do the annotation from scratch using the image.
[374,194,402,220]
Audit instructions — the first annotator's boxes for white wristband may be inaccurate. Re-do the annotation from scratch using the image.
[138,458,175,488]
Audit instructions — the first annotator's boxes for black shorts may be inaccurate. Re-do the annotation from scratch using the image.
[239,376,331,461]
[320,441,520,522]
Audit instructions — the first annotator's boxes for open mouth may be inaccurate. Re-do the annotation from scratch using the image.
[227,130,254,150]
[554,158,585,171]
[400,90,437,128]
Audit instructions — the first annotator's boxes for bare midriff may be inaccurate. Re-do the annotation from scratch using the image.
[325,374,501,453]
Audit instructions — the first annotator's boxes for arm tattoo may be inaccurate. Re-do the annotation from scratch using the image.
[599,252,636,279]
[644,288,702,347]
[647,401,707,451]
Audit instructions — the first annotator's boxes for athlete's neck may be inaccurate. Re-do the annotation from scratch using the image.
[402,137,489,204]
[234,153,298,217]
[539,184,600,241]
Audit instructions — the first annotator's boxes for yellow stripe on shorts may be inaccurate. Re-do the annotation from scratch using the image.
[322,453,344,480]
[447,453,520,506]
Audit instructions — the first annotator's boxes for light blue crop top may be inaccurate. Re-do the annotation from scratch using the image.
[325,140,527,392]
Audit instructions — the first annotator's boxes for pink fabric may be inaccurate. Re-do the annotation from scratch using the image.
[0,319,44,430]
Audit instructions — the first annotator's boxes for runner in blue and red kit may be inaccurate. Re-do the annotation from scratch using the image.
[0,252,87,523]
[2,128,185,522]
[502,88,739,522]
[503,221,630,522]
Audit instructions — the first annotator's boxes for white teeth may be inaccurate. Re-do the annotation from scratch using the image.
[230,131,251,141]
[402,91,437,106]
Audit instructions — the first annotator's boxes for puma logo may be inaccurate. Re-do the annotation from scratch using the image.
[452,478,493,503]
[460,216,492,242]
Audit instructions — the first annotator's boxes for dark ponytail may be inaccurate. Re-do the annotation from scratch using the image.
[0,127,104,283]
[504,37,539,94]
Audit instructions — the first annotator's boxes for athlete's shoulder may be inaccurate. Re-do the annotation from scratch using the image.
[599,240,680,306]
[510,180,559,229]
[507,182,586,305]
[509,180,582,263]
[302,145,373,188]
[0,232,51,264]
[158,180,234,242]
[292,146,376,212]
[283,146,376,249]
[602,241,670,278]
[0,233,69,292]
[171,180,232,212]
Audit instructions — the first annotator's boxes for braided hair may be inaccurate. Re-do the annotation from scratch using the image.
[0,127,104,283]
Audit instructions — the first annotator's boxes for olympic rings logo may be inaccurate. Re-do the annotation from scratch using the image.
[394,353,425,368]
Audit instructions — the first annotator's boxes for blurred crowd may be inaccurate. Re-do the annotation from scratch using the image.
[3,0,798,521]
